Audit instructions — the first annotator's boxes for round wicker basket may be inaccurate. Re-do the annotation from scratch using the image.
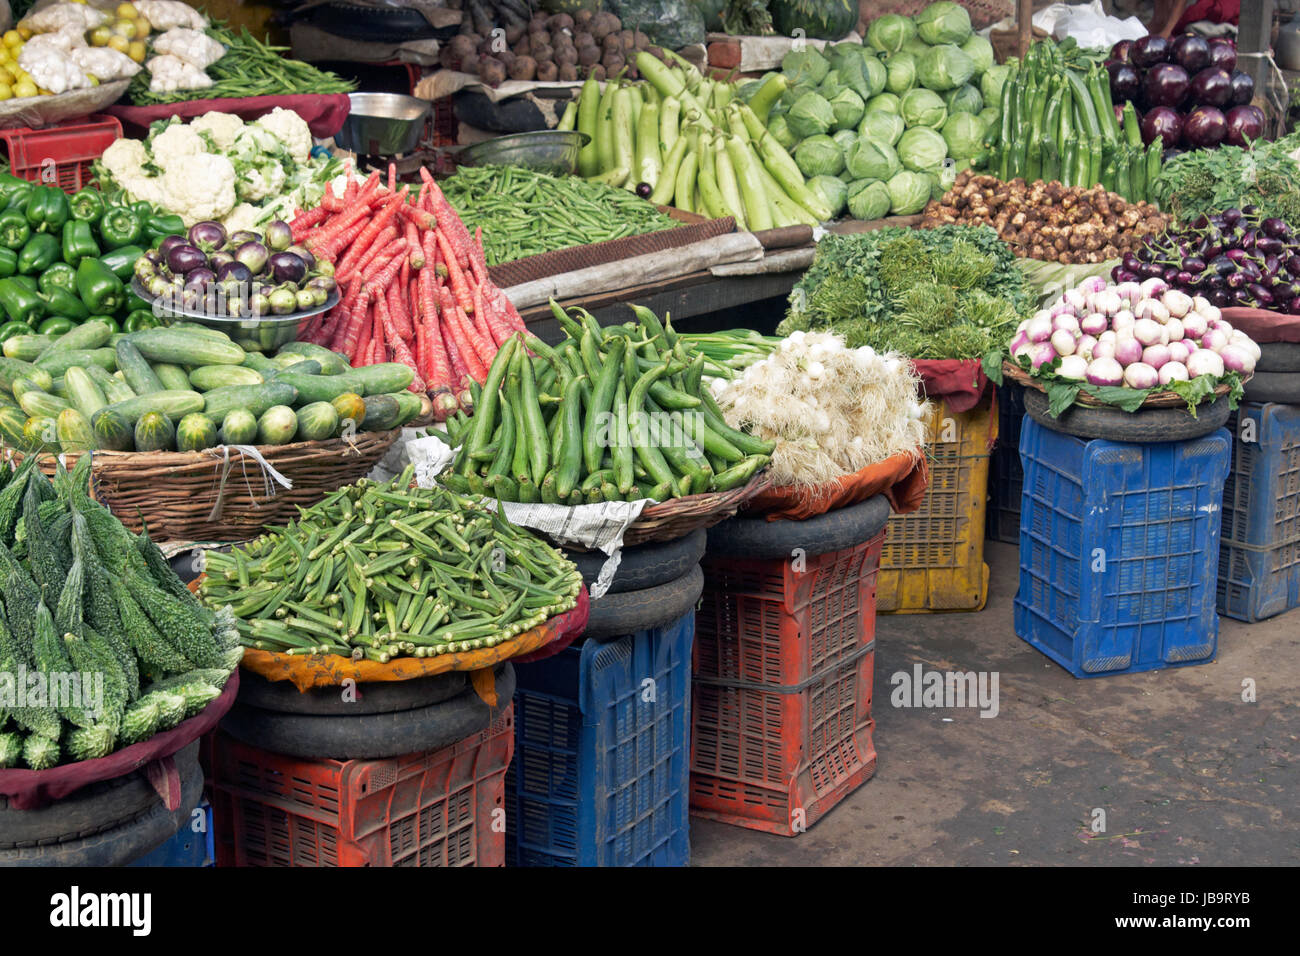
[622,471,772,546]
[1001,360,1239,409]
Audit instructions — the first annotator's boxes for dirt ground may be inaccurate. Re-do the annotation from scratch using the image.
[689,541,1299,866]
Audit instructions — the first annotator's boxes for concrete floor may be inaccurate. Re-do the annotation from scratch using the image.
[690,542,1300,866]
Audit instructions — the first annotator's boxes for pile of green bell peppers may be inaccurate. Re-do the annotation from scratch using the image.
[0,173,179,339]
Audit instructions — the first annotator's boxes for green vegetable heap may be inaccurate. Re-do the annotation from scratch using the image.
[0,455,240,770]
[780,224,1032,358]
[1151,133,1300,228]
[199,467,583,662]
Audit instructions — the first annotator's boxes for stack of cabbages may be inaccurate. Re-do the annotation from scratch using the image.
[759,2,1009,221]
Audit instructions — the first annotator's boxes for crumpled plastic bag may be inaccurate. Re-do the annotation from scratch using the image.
[152,26,225,70]
[1032,0,1145,51]
[146,53,213,93]
[135,0,206,31]
[21,1,106,34]
[69,44,142,81]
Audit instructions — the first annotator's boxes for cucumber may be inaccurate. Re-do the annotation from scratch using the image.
[200,382,298,423]
[23,415,57,450]
[0,405,28,447]
[295,401,339,442]
[63,366,108,419]
[350,363,415,395]
[101,390,205,425]
[176,412,218,452]
[240,352,278,375]
[85,364,135,404]
[330,392,365,426]
[45,319,114,355]
[134,411,175,452]
[269,359,321,378]
[129,328,245,366]
[165,322,232,341]
[388,390,424,427]
[189,365,263,390]
[257,405,298,445]
[273,371,365,405]
[115,340,165,394]
[219,408,257,445]
[3,334,56,361]
[270,352,312,370]
[360,394,401,431]
[275,342,349,375]
[34,348,116,377]
[151,363,193,392]
[0,389,14,409]
[90,407,133,451]
[49,376,66,397]
[56,408,95,453]
[15,381,70,418]
[0,357,52,393]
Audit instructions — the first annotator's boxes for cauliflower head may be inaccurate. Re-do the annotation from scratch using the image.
[191,111,245,151]
[254,107,312,166]
[162,153,236,226]
[100,138,149,184]
[150,122,208,169]
[222,202,265,235]
[237,161,287,203]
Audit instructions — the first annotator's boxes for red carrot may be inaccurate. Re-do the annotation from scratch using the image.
[336,187,409,282]
[405,220,424,269]
[354,304,373,366]
[420,168,475,266]
[387,277,413,341]
[434,229,474,313]
[441,310,470,390]
[351,225,398,281]
[363,241,409,298]
[387,162,396,193]
[375,291,426,391]
[320,217,369,262]
[305,200,369,255]
[291,204,330,240]
[440,288,487,381]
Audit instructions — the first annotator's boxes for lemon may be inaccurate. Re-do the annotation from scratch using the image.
[127,40,147,63]
[14,80,37,98]
[116,2,138,16]
[90,26,112,46]
[3,31,21,48]
[16,27,31,40]
[0,85,11,101]
[107,34,129,53]
[112,18,137,39]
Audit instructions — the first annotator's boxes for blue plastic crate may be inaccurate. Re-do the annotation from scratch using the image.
[987,383,1026,544]
[1218,403,1300,622]
[505,613,694,867]
[129,800,213,867]
[1013,418,1229,678]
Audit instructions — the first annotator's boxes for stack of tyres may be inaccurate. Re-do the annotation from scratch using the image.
[1243,343,1300,405]
[0,742,204,867]
[128,799,214,867]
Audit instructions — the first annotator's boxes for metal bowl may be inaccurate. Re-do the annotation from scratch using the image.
[132,278,337,352]
[336,92,432,156]
[457,130,590,175]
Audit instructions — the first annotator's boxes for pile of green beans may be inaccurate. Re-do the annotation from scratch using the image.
[128,24,357,106]
[433,301,773,504]
[198,466,582,661]
[440,165,679,266]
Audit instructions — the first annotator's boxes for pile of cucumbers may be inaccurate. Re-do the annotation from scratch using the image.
[0,319,426,455]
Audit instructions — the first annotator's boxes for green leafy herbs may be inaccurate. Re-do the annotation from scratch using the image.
[779,224,1031,358]
[1152,133,1300,227]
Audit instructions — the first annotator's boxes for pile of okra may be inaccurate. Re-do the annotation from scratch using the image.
[198,466,583,660]
[435,301,773,504]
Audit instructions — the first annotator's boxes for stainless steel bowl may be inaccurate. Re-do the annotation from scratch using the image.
[458,130,591,175]
[336,92,432,156]
[132,278,337,352]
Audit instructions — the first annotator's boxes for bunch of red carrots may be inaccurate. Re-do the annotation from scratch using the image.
[291,164,526,419]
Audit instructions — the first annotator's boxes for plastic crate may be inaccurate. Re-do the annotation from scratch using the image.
[431,96,457,146]
[1013,418,1230,678]
[209,707,513,867]
[1218,403,1300,622]
[0,116,122,193]
[128,800,213,867]
[987,383,1026,544]
[505,613,694,867]
[878,393,995,612]
[690,532,883,836]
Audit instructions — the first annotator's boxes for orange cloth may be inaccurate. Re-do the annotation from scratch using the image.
[741,448,929,522]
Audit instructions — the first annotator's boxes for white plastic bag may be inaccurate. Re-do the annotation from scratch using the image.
[1033,1,1146,51]
[152,27,225,70]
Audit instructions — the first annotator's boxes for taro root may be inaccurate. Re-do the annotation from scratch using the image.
[532,42,555,63]
[589,63,606,81]
[449,34,477,65]
[574,9,594,28]
[578,44,601,68]
[536,60,559,82]
[590,11,620,41]
[602,32,621,52]
[602,51,625,75]
[548,13,574,32]
[479,57,507,87]
[509,55,538,81]
[558,62,578,82]
[555,46,579,67]
[620,29,635,51]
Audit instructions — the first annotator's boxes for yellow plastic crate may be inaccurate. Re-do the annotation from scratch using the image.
[877,393,996,613]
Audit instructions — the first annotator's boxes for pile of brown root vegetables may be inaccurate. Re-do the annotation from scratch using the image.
[921,171,1171,264]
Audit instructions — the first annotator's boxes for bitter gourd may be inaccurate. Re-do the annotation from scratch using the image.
[0,730,21,768]
[55,557,85,637]
[116,584,192,680]
[23,486,66,600]
[22,732,60,770]
[126,571,221,668]
[118,696,160,745]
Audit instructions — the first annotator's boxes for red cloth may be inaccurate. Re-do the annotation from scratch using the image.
[1176,0,1239,31]
[0,671,239,811]
[742,449,929,522]
[1221,307,1300,345]
[106,94,351,140]
[911,358,990,413]
[510,586,590,664]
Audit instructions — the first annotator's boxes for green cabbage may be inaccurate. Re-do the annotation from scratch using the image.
[978,106,1000,132]
[859,109,905,146]
[902,35,932,58]
[980,64,1013,106]
[807,175,849,218]
[885,170,932,214]
[917,44,975,91]
[832,128,858,151]
[847,178,892,220]
[943,83,983,115]
[897,126,949,171]
[830,88,866,130]
[866,14,916,54]
[866,92,901,114]
[884,52,917,95]
[837,50,887,101]
[901,88,948,129]
[819,72,843,100]
[782,48,830,86]
[914,2,973,46]
[962,34,995,77]
[794,134,845,177]
[846,138,901,181]
[941,112,986,159]
[786,91,835,139]
[767,113,799,150]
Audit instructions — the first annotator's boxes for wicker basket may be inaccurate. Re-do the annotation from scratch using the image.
[1001,360,1240,409]
[14,430,399,543]
[622,471,772,546]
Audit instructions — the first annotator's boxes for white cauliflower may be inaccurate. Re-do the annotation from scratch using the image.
[18,39,90,94]
[149,122,207,169]
[22,2,107,33]
[99,137,150,183]
[146,54,214,93]
[222,202,265,235]
[152,28,225,70]
[254,108,313,166]
[161,153,236,226]
[135,0,207,31]
[191,111,245,150]
[119,172,166,207]
[69,46,142,82]
[237,161,286,202]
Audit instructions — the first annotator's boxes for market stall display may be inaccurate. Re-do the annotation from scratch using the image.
[1150,133,1300,228]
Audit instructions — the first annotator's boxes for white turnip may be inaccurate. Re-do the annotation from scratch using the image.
[1158,361,1189,384]
[1142,344,1171,369]
[1051,328,1077,355]
[1081,312,1109,336]
[1057,354,1088,380]
[1218,345,1255,373]
[1186,349,1225,378]
[1085,357,1124,386]
[1123,362,1159,389]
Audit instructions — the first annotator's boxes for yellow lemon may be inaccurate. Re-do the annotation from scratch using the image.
[112,18,137,39]
[3,31,22,48]
[14,80,37,98]
[107,34,130,53]
[127,40,147,63]
[0,85,11,101]
[116,2,139,16]
[90,25,112,46]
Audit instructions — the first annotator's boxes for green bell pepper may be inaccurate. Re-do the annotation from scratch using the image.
[0,248,16,279]
[130,200,153,220]
[37,262,76,296]
[0,320,34,340]
[75,257,125,314]
[40,287,90,322]
[99,205,143,249]
[0,278,46,326]
[61,220,100,267]
[89,314,120,334]
[36,316,75,337]
[0,209,31,250]
[125,290,151,313]
[146,213,186,242]
[0,174,33,211]
[69,188,105,224]
[123,309,158,332]
[97,244,142,280]
[25,186,70,234]
[18,233,60,274]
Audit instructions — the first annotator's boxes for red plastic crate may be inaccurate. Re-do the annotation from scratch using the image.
[0,115,122,193]
[690,533,883,836]
[210,706,513,867]
[431,96,456,147]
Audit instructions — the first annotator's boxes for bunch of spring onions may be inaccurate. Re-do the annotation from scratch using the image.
[678,330,782,378]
